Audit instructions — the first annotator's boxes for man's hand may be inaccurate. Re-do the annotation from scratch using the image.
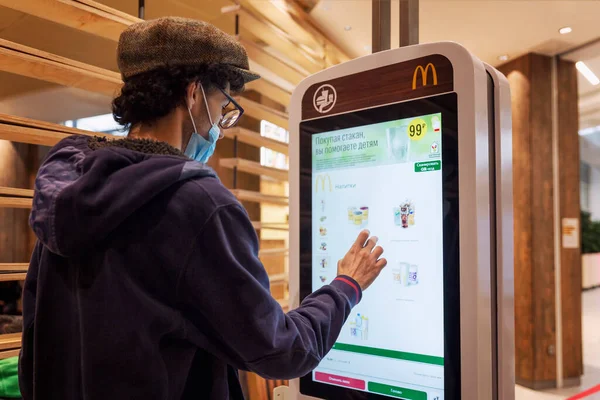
[337,230,387,290]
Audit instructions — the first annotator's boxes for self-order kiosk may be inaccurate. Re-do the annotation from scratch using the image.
[288,42,515,400]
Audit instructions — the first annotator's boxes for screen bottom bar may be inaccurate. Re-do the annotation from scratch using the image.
[332,343,444,366]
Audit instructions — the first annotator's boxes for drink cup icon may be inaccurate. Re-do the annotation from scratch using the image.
[348,207,356,222]
[394,207,402,226]
[396,262,410,286]
[353,211,363,226]
[408,265,419,285]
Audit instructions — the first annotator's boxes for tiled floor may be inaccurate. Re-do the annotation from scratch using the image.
[515,288,600,400]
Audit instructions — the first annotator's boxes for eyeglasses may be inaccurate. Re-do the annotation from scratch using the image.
[218,88,244,129]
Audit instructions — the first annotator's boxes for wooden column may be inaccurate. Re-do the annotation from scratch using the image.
[556,58,583,382]
[498,54,582,389]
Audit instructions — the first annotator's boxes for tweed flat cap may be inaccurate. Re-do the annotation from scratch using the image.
[117,17,260,82]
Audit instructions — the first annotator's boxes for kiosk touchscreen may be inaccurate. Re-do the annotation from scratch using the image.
[289,42,514,400]
[300,98,459,400]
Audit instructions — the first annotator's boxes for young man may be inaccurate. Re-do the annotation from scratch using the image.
[19,17,386,399]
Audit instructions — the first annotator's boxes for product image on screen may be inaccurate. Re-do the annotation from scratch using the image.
[310,113,445,400]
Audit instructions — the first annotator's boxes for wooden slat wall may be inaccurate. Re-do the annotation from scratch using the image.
[0,0,129,41]
[0,39,290,132]
[0,332,23,360]
[245,79,291,108]
[222,127,288,156]
[0,45,120,96]
[219,158,288,182]
[209,141,261,223]
[499,53,583,389]
[237,8,323,74]
[241,38,307,86]
[237,82,290,400]
[0,1,295,101]
[0,141,35,263]
[0,0,350,397]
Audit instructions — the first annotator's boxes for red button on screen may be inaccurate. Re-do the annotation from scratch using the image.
[315,372,366,390]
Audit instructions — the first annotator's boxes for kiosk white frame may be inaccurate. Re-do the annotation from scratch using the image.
[287,42,514,400]
[485,63,515,400]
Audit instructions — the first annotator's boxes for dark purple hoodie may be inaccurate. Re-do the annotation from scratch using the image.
[19,135,362,400]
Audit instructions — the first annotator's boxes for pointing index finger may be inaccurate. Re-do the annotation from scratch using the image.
[354,230,370,248]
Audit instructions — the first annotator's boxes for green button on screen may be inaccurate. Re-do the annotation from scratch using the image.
[367,382,427,400]
[414,160,441,172]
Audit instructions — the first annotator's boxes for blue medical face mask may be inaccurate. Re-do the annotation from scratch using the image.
[184,84,221,163]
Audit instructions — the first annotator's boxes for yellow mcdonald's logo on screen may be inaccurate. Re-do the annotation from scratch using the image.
[412,63,438,90]
[315,174,332,192]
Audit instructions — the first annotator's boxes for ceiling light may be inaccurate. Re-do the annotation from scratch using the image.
[220,4,240,13]
[344,26,352,31]
[576,61,600,85]
[559,26,572,35]
[498,55,509,62]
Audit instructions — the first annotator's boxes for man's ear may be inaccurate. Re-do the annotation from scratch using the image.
[185,82,197,109]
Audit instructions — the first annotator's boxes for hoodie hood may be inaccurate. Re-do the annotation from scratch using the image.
[30,135,216,257]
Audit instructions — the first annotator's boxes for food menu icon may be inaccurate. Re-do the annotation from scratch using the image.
[393,200,416,228]
[318,256,330,270]
[347,206,369,227]
[392,262,419,287]
[315,182,331,284]
[349,313,369,340]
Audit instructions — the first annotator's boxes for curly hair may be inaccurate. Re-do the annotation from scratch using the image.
[112,64,245,130]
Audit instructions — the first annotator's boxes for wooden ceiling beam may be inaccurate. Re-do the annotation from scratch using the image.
[0,38,122,79]
[0,1,292,104]
[244,0,324,56]
[222,127,288,155]
[291,0,319,13]
[245,78,291,107]
[0,187,34,198]
[251,221,289,231]
[0,45,120,97]
[236,97,289,130]
[231,189,288,206]
[0,198,32,209]
[241,0,350,66]
[0,113,110,146]
[0,334,22,351]
[0,273,27,282]
[241,38,306,86]
[0,40,291,120]
[0,0,130,41]
[0,264,29,272]
[219,158,288,181]
[64,0,140,24]
[280,0,350,64]
[0,112,89,135]
[237,7,324,74]
[0,349,21,360]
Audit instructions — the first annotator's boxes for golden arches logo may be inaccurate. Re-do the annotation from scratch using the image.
[412,63,438,90]
[315,174,332,192]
